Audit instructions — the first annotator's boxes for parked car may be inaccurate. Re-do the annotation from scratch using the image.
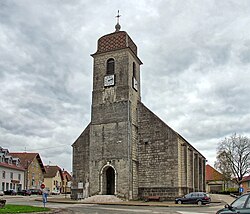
[17,189,31,196]
[216,193,250,214]
[175,192,211,205]
[30,189,42,195]
[4,190,17,195]
[0,190,4,196]
[51,190,60,195]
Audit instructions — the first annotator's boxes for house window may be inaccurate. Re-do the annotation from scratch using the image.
[10,172,13,179]
[106,58,115,74]
[2,171,5,179]
[248,181,250,188]
[2,182,5,191]
[18,174,21,181]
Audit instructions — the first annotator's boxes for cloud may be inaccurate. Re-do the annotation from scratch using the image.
[0,0,250,171]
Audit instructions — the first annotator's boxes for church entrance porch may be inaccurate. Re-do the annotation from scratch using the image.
[100,163,117,195]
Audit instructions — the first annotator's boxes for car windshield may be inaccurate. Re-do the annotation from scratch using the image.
[231,194,249,209]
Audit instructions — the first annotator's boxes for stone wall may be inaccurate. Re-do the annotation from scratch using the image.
[71,124,90,198]
[137,102,179,199]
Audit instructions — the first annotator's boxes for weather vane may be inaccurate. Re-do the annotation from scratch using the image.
[115,10,121,24]
[115,10,121,32]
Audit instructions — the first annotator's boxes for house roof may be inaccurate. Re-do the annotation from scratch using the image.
[44,165,62,178]
[206,164,224,181]
[242,175,250,182]
[62,170,72,181]
[0,162,25,171]
[9,152,46,173]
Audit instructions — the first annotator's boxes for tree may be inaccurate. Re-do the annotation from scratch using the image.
[215,133,250,186]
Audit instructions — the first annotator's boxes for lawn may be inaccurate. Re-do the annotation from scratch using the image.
[0,204,50,213]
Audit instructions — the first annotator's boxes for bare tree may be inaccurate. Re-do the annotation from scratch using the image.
[215,133,250,186]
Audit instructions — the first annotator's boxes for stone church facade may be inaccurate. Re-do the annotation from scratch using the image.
[72,23,206,200]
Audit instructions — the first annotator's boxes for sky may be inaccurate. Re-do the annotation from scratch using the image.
[1,0,250,173]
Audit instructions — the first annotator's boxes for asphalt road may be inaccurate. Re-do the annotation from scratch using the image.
[4,195,225,214]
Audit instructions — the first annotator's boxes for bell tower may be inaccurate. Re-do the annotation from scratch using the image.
[89,14,142,199]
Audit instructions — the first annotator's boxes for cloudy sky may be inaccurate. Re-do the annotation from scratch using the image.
[1,0,250,172]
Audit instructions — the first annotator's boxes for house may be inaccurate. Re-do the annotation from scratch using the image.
[61,170,72,194]
[241,175,250,193]
[0,147,25,192]
[9,152,45,190]
[206,164,225,193]
[44,165,63,194]
[206,164,236,193]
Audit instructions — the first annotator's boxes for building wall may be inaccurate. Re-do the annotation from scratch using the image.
[0,166,24,191]
[26,158,44,190]
[242,182,248,193]
[44,171,62,193]
[71,125,90,198]
[89,48,141,199]
[137,102,179,199]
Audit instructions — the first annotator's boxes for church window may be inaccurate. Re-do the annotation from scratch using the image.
[133,62,136,78]
[106,58,115,74]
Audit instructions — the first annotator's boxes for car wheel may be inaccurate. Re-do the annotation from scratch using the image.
[177,200,182,204]
[197,200,202,206]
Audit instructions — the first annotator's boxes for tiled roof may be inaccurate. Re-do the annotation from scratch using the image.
[0,162,25,171]
[206,164,224,181]
[44,165,62,178]
[9,152,45,173]
[242,175,250,182]
[62,170,72,181]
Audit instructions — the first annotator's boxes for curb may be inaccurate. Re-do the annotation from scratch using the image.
[35,199,223,208]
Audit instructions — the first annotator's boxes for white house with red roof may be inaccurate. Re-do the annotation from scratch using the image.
[0,147,25,192]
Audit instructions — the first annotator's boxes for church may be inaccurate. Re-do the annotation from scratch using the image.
[71,18,206,200]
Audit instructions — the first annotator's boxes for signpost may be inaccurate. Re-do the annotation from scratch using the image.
[40,184,47,208]
[239,187,244,194]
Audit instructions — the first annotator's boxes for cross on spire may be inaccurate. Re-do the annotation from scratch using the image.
[115,10,121,32]
[115,10,121,24]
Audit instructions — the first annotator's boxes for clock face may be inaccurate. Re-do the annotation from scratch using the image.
[104,75,115,87]
[132,77,138,91]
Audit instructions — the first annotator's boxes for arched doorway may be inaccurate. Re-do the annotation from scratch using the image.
[106,167,115,195]
[100,163,117,195]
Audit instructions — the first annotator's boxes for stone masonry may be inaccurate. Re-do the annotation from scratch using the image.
[71,26,206,200]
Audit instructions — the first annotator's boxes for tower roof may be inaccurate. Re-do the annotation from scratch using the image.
[92,31,142,65]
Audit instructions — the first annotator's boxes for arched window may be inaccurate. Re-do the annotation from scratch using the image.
[133,62,136,78]
[107,58,115,75]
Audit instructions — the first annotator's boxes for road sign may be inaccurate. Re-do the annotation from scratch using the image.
[40,184,45,189]
[239,187,244,193]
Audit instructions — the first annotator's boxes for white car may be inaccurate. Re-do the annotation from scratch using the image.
[0,191,4,196]
[51,190,60,195]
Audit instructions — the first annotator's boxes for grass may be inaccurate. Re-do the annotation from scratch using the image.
[0,204,50,213]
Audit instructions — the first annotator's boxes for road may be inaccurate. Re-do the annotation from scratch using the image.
[4,195,224,214]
